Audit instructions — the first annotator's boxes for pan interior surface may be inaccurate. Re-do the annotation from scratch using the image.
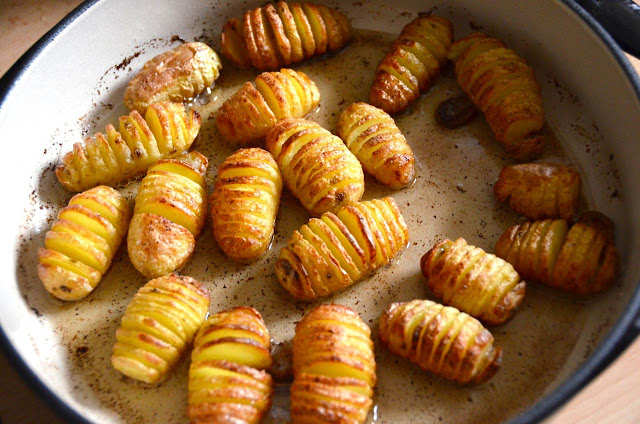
[1,0,639,423]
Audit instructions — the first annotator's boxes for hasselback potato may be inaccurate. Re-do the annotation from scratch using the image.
[128,151,208,278]
[210,148,282,262]
[495,211,619,295]
[369,15,453,114]
[111,273,209,384]
[494,162,581,220]
[188,307,274,423]
[421,238,525,325]
[448,32,545,160]
[337,102,416,189]
[266,118,364,216]
[221,1,351,70]
[124,42,222,113]
[291,304,375,424]
[216,68,320,145]
[55,102,201,192]
[379,299,502,384]
[37,186,129,301]
[275,197,409,300]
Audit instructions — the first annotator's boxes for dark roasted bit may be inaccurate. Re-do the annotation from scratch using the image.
[436,95,478,128]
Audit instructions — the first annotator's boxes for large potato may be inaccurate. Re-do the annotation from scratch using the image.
[37,186,129,301]
[55,102,201,192]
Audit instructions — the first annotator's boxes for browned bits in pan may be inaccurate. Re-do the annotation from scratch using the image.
[421,238,526,325]
[494,162,581,221]
[221,1,351,70]
[495,212,619,295]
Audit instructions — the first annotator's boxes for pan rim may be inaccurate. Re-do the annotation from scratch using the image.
[0,0,638,423]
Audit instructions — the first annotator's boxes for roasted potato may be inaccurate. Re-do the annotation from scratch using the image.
[494,162,581,220]
[216,68,320,145]
[221,1,351,70]
[188,307,274,423]
[56,102,201,192]
[495,211,619,295]
[369,15,453,114]
[379,299,502,384]
[291,304,375,424]
[448,33,545,160]
[111,273,210,384]
[275,197,409,300]
[421,238,525,325]
[128,151,208,278]
[337,102,416,189]
[210,148,282,262]
[37,186,129,301]
[266,118,364,216]
[124,42,222,113]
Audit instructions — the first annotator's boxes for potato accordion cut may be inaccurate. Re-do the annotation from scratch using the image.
[221,1,351,70]
[291,304,375,424]
[111,274,209,384]
[128,151,208,278]
[56,102,201,192]
[266,118,364,216]
[216,68,320,145]
[369,15,453,114]
[124,42,222,113]
[188,307,274,424]
[494,162,581,220]
[379,299,502,384]
[495,211,619,295]
[210,148,282,262]
[448,33,545,160]
[421,238,525,325]
[275,197,409,300]
[37,186,129,301]
[337,102,415,189]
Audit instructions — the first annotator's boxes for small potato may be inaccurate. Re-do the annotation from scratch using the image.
[494,162,581,220]
[291,304,375,424]
[124,42,222,113]
[379,299,502,384]
[421,238,525,325]
[495,211,619,295]
[128,151,208,278]
[337,102,415,189]
[37,186,129,301]
[55,102,201,192]
[266,118,363,216]
[210,148,282,262]
[111,274,210,384]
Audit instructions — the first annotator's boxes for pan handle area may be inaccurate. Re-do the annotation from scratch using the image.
[574,0,640,58]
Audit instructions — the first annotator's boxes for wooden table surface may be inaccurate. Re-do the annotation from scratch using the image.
[1,1,639,423]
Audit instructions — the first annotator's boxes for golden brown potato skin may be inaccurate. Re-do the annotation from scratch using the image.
[37,186,129,301]
[124,42,222,113]
[266,118,364,216]
[337,102,415,189]
[210,148,282,262]
[369,15,453,114]
[221,1,351,70]
[448,32,545,161]
[111,274,210,384]
[494,162,581,220]
[275,197,409,300]
[128,151,208,278]
[55,102,201,192]
[421,238,525,325]
[379,299,502,384]
[188,307,274,424]
[216,68,320,145]
[495,212,619,295]
[291,304,375,424]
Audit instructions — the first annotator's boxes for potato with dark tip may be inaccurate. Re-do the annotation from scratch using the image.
[379,299,502,384]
